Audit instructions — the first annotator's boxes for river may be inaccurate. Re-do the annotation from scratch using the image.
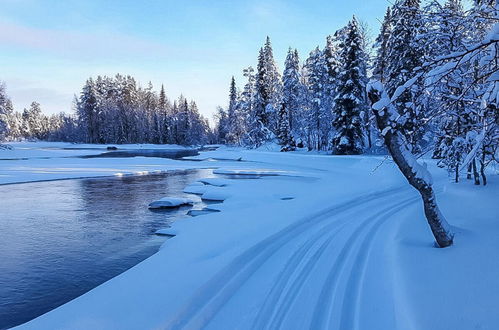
[0,169,218,329]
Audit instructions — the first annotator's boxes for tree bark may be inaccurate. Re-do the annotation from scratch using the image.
[368,83,453,248]
[480,158,487,186]
[472,158,480,185]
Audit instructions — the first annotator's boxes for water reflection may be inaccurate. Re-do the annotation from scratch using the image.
[0,169,216,329]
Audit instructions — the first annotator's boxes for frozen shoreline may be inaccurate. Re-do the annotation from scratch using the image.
[2,142,498,330]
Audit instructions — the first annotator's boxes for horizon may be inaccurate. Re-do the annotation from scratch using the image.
[0,0,390,121]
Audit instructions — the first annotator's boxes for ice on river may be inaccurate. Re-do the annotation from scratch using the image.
[148,197,194,209]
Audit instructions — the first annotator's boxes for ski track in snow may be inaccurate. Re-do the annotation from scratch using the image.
[311,196,418,330]
[166,185,418,329]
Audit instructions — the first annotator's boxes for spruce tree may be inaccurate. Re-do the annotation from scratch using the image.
[324,35,341,106]
[372,7,392,83]
[250,37,282,147]
[304,47,331,150]
[277,102,295,151]
[226,76,238,144]
[282,48,303,144]
[332,17,366,155]
[254,37,282,139]
[77,78,98,143]
[385,0,425,151]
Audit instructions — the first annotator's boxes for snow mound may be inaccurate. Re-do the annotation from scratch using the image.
[148,197,194,209]
[201,189,231,201]
[183,182,207,195]
[198,178,229,187]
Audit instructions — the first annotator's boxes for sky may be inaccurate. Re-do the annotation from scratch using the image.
[0,0,390,122]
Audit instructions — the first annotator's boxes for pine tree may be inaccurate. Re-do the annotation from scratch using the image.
[332,17,367,155]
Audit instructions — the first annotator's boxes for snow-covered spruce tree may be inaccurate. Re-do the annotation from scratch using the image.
[324,35,341,99]
[332,17,367,155]
[385,0,426,152]
[158,84,174,144]
[304,47,331,150]
[175,96,190,145]
[77,78,99,143]
[185,101,209,145]
[214,106,229,144]
[372,7,392,83]
[323,35,341,145]
[282,48,303,144]
[250,37,282,147]
[277,102,295,152]
[238,66,256,146]
[226,76,241,145]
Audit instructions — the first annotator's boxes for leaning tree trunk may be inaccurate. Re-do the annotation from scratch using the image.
[367,82,454,248]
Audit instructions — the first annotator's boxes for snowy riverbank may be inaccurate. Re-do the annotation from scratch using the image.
[3,142,498,329]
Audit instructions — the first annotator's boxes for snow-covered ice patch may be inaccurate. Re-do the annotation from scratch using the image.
[187,208,221,217]
[183,182,207,195]
[148,197,194,209]
[201,189,231,201]
[198,178,230,187]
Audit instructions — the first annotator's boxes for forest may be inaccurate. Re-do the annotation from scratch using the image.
[214,0,498,186]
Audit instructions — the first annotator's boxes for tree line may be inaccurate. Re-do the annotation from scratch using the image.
[0,75,212,145]
[215,0,498,185]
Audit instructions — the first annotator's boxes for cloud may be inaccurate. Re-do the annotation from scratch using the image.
[0,20,171,61]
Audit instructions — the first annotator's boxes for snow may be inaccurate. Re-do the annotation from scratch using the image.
[201,187,232,201]
[4,142,498,330]
[198,178,230,187]
[183,182,207,195]
[213,169,290,176]
[148,197,194,209]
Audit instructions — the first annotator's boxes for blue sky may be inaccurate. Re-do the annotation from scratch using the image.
[0,0,389,120]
